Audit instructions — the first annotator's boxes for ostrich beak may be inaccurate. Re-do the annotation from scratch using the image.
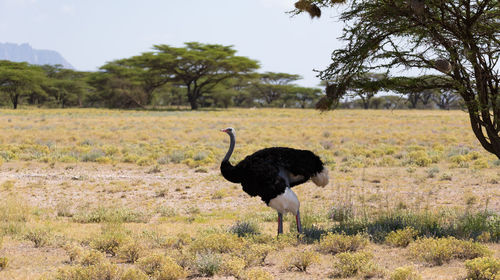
[220,128,228,133]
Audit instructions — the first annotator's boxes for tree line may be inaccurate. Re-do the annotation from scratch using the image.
[0,41,463,111]
[0,42,324,110]
[332,73,462,110]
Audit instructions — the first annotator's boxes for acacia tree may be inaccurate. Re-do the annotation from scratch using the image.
[0,61,45,109]
[252,72,302,105]
[297,0,500,157]
[285,86,322,108]
[145,42,259,110]
[88,62,149,108]
[41,65,88,107]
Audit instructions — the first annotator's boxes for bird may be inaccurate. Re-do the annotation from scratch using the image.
[219,127,329,235]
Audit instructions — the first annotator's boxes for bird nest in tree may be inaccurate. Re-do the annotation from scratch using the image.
[409,0,425,16]
[294,0,321,18]
[434,59,452,73]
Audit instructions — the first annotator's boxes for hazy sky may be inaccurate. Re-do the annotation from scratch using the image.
[0,0,345,87]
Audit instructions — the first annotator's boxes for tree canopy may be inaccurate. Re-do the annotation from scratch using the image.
[296,0,500,157]
[252,72,302,105]
[141,42,260,109]
[0,61,46,109]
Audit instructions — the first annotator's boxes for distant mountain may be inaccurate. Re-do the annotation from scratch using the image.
[0,42,73,69]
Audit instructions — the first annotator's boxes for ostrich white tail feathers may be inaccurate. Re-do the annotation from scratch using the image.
[311,167,329,187]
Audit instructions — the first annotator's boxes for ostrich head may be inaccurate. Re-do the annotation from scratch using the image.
[220,127,235,135]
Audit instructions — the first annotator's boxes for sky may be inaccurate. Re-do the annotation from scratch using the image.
[0,0,346,88]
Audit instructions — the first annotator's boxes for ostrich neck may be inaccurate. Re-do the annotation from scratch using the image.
[223,133,235,162]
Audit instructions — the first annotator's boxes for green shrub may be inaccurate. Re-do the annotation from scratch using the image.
[90,230,129,257]
[407,151,432,167]
[408,237,491,266]
[230,220,260,237]
[25,228,52,248]
[329,210,500,243]
[473,158,489,169]
[211,189,226,199]
[450,154,468,165]
[385,227,418,247]
[221,255,246,278]
[122,154,139,163]
[168,248,195,269]
[121,268,149,280]
[426,167,440,178]
[243,267,274,280]
[162,233,192,250]
[81,149,105,162]
[275,232,301,249]
[194,252,222,276]
[137,254,186,279]
[247,233,274,245]
[301,225,327,243]
[189,232,242,254]
[55,201,74,217]
[137,254,169,275]
[1,180,15,191]
[465,257,500,280]
[330,251,382,278]
[146,165,161,174]
[119,241,143,263]
[390,266,422,280]
[169,150,185,164]
[153,263,188,280]
[242,244,273,267]
[283,250,320,272]
[136,157,153,166]
[317,232,369,254]
[329,203,355,223]
[439,173,453,181]
[53,263,122,280]
[73,207,150,223]
[157,206,177,217]
[80,250,106,266]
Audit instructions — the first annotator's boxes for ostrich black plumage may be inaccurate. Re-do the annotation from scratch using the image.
[220,127,329,235]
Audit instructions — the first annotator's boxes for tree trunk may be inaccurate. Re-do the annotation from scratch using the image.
[12,94,19,109]
[408,93,419,109]
[188,93,199,110]
[467,110,500,159]
[363,100,369,109]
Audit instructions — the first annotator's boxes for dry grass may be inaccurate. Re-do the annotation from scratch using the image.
[0,108,499,279]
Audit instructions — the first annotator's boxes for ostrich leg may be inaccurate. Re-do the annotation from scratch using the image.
[296,210,302,234]
[277,212,283,235]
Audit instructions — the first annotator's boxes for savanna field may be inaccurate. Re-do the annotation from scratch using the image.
[0,108,499,280]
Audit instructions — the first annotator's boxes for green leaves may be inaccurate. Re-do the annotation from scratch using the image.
[0,61,47,108]
[305,0,500,157]
[95,42,260,109]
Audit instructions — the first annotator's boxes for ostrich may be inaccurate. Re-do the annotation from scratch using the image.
[220,127,329,235]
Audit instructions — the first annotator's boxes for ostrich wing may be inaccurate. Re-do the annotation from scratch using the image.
[239,159,288,204]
